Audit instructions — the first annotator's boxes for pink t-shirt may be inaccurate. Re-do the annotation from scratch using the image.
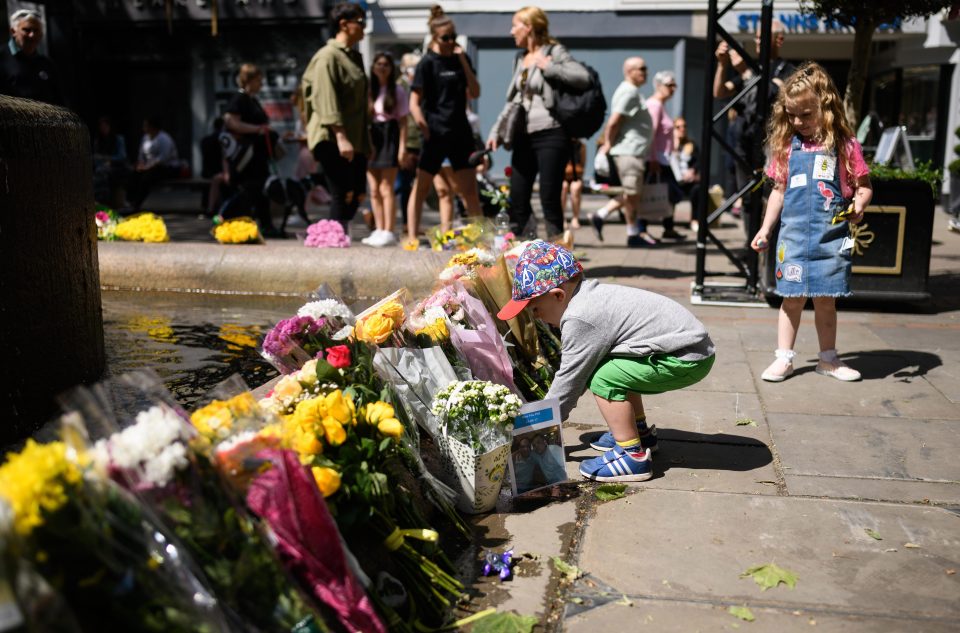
[372,84,409,123]
[766,137,869,199]
[645,96,674,165]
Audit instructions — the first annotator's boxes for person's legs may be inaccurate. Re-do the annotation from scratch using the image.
[313,141,353,230]
[405,169,436,246]
[509,133,537,236]
[569,179,583,228]
[367,168,386,231]
[379,167,398,233]
[593,395,641,444]
[433,169,455,233]
[449,167,482,218]
[532,129,569,238]
[762,296,805,381]
[812,296,861,381]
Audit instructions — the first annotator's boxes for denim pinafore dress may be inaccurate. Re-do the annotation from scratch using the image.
[774,136,852,297]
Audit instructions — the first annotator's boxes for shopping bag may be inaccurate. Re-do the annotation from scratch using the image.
[637,172,673,220]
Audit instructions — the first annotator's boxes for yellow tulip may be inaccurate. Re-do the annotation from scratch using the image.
[377,417,404,440]
[312,466,341,497]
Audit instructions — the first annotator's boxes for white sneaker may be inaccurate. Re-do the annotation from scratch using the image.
[815,361,861,382]
[368,230,397,247]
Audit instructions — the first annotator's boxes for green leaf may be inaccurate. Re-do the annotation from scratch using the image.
[551,556,583,581]
[740,563,798,591]
[614,594,633,607]
[595,483,627,501]
[728,605,756,622]
[735,418,757,426]
[471,611,539,633]
[865,528,883,540]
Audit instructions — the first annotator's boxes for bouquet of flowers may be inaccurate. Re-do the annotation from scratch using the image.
[429,220,489,252]
[94,204,119,241]
[430,381,522,513]
[115,212,169,243]
[353,290,409,347]
[261,312,354,375]
[212,216,263,244]
[61,373,332,633]
[304,219,350,248]
[0,438,232,632]
[438,247,497,283]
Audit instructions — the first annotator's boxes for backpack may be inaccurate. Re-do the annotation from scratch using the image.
[545,46,607,139]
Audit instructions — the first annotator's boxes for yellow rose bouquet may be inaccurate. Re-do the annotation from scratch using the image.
[212,216,263,244]
[115,211,169,242]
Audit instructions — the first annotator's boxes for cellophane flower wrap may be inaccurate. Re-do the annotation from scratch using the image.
[261,308,354,375]
[94,204,119,241]
[304,219,350,248]
[213,216,262,244]
[352,289,410,348]
[0,436,232,633]
[60,371,330,633]
[115,211,169,242]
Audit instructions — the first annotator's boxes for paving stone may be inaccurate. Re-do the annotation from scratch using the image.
[769,413,960,483]
[784,474,960,505]
[579,489,960,620]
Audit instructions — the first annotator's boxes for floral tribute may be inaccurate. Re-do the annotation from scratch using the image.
[213,216,262,244]
[94,205,119,241]
[115,211,169,242]
[430,220,488,252]
[304,219,350,248]
[431,380,522,453]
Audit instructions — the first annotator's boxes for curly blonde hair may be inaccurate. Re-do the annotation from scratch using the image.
[766,61,856,187]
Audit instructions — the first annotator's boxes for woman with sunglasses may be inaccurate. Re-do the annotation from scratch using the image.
[404,5,482,250]
[363,52,408,247]
[301,2,370,232]
[646,70,685,240]
[487,6,590,239]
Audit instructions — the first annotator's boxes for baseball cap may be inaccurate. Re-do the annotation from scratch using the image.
[496,240,583,321]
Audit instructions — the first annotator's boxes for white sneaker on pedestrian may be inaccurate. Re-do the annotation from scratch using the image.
[368,230,397,247]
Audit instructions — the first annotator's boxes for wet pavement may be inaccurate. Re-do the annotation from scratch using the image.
[102,189,960,632]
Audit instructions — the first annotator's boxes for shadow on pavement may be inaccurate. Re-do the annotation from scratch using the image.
[838,349,942,382]
[587,265,692,280]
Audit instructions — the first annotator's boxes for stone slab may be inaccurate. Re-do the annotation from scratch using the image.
[785,474,960,505]
[749,351,959,419]
[769,413,960,483]
[578,489,960,620]
[564,597,959,633]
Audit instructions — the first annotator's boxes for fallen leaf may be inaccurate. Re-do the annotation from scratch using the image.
[728,605,756,622]
[736,418,757,427]
[946,569,956,575]
[595,483,627,501]
[904,543,922,549]
[865,528,882,540]
[615,594,634,607]
[471,612,539,633]
[884,548,898,553]
[551,556,583,581]
[740,563,798,591]
[569,597,584,605]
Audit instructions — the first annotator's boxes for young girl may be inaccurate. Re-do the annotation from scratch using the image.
[404,5,482,250]
[751,62,872,382]
[363,52,408,247]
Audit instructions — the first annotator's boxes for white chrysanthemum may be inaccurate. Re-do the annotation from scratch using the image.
[297,299,355,323]
[107,406,188,470]
[142,442,189,486]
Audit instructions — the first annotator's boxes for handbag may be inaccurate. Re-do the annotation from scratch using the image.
[496,102,526,151]
[636,170,673,220]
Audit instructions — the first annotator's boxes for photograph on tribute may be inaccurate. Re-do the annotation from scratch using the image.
[507,422,567,495]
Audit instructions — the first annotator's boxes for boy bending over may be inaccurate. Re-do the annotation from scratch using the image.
[497,241,715,482]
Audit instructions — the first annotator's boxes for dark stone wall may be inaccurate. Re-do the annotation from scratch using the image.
[0,96,105,445]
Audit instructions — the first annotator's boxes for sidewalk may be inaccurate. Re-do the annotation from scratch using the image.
[103,189,960,632]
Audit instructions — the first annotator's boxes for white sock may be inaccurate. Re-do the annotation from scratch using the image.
[818,349,839,363]
[626,223,640,236]
[595,204,613,220]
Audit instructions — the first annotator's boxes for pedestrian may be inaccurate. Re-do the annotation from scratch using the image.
[751,62,872,383]
[0,8,62,105]
[302,1,371,233]
[497,240,715,482]
[561,139,585,230]
[221,64,281,236]
[404,5,482,250]
[92,115,129,207]
[395,53,422,230]
[714,22,795,246]
[363,52,408,247]
[669,116,700,205]
[126,116,181,213]
[595,57,658,247]
[199,117,227,218]
[487,6,590,239]
[646,70,685,240]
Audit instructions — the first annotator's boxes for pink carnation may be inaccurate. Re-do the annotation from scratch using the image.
[304,220,351,248]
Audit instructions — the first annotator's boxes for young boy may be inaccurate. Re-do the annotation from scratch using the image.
[497,240,715,482]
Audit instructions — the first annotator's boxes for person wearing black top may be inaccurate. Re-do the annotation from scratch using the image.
[200,117,227,216]
[404,5,482,250]
[222,64,281,236]
[0,9,62,105]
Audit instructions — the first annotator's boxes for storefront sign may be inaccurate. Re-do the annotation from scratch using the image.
[723,12,918,35]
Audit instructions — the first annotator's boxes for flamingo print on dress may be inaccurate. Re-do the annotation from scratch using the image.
[817,180,834,211]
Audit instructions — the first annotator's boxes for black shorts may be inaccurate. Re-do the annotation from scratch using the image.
[418,127,473,175]
[370,120,400,169]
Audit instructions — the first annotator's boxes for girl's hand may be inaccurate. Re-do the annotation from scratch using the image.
[751,231,770,252]
[848,208,864,224]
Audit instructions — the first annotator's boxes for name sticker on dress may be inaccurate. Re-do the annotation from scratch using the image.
[812,155,836,180]
[789,173,807,188]
[784,264,803,282]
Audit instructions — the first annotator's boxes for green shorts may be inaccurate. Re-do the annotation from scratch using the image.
[588,353,715,400]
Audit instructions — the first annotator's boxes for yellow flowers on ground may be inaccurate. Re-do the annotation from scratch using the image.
[353,300,406,345]
[115,212,169,243]
[214,217,262,244]
[190,393,257,442]
[0,440,82,536]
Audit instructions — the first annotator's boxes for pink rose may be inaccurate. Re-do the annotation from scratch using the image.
[324,345,351,369]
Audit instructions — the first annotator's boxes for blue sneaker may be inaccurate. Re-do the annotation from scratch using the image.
[579,446,653,482]
[589,424,658,452]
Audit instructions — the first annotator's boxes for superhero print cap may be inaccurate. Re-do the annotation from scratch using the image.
[496,240,583,321]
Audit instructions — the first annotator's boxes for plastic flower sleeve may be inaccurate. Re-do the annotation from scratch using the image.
[372,346,458,437]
